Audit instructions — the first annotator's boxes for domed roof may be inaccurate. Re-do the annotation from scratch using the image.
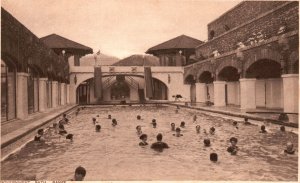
[112,54,160,66]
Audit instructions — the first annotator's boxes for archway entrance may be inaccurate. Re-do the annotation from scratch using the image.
[246,59,282,109]
[185,75,196,102]
[199,71,214,102]
[110,75,130,100]
[218,66,240,106]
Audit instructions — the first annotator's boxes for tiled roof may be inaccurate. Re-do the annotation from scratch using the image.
[146,35,203,54]
[40,34,93,54]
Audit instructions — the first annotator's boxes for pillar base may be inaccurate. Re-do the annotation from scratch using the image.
[213,81,226,107]
[282,74,298,113]
[240,78,256,110]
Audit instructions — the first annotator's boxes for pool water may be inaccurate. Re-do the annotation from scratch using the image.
[1,105,298,181]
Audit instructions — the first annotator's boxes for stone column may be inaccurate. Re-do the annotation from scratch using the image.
[38,78,48,112]
[16,72,28,119]
[7,72,16,120]
[282,74,298,113]
[52,81,58,108]
[195,83,207,103]
[60,83,64,105]
[33,78,39,112]
[240,78,256,109]
[69,83,76,104]
[213,81,226,106]
[66,84,70,104]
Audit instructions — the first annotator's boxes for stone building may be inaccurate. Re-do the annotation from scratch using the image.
[184,1,299,113]
[146,35,204,66]
[1,8,92,122]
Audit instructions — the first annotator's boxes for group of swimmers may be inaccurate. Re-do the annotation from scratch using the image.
[34,113,73,143]
[134,111,296,161]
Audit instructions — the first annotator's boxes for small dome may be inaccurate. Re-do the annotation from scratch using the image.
[112,54,160,66]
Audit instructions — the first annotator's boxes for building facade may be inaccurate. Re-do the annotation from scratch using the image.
[184,1,299,113]
[1,8,92,122]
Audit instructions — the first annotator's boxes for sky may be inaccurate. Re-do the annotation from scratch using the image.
[2,0,241,59]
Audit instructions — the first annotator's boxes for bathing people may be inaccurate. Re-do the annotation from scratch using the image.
[173,127,183,137]
[210,153,218,162]
[139,134,148,146]
[71,166,86,181]
[58,124,68,135]
[136,125,142,136]
[280,125,285,132]
[108,114,112,119]
[151,133,169,152]
[180,121,185,128]
[244,118,251,125]
[95,125,101,132]
[227,137,239,155]
[34,129,45,141]
[112,119,117,126]
[196,125,201,133]
[171,123,176,131]
[137,115,141,120]
[284,142,295,155]
[260,125,267,133]
[210,127,215,135]
[204,138,211,147]
[66,134,74,141]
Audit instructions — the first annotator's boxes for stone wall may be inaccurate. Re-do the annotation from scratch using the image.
[196,1,298,59]
[207,1,287,39]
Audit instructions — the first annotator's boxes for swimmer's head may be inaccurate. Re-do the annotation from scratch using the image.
[136,125,141,131]
[204,138,211,147]
[210,127,215,133]
[171,123,175,127]
[244,118,248,122]
[53,123,57,128]
[280,125,285,132]
[196,125,201,132]
[140,134,148,141]
[96,115,99,117]
[261,125,266,131]
[95,125,101,132]
[59,124,64,130]
[176,127,181,132]
[92,118,96,121]
[229,137,238,146]
[152,119,156,123]
[210,153,218,162]
[156,133,163,141]
[137,115,141,120]
[74,166,86,181]
[152,122,157,128]
[286,142,294,151]
[180,121,185,127]
[66,134,73,141]
[63,113,66,118]
[112,119,117,125]
[108,115,111,119]
[37,129,44,135]
[233,121,237,126]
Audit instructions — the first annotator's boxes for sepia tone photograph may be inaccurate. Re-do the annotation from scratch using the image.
[0,0,299,181]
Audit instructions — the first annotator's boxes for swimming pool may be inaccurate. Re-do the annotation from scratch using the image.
[1,105,298,181]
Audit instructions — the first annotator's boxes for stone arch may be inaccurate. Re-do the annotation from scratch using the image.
[244,48,282,72]
[218,66,240,81]
[216,58,239,75]
[196,62,213,79]
[198,71,214,83]
[184,74,196,84]
[245,59,281,79]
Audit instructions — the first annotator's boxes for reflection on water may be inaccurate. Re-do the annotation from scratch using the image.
[1,106,298,181]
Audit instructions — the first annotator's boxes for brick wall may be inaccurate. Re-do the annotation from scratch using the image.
[208,1,287,39]
[196,1,298,59]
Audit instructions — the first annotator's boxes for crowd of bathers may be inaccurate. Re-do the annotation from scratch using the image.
[30,105,296,180]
